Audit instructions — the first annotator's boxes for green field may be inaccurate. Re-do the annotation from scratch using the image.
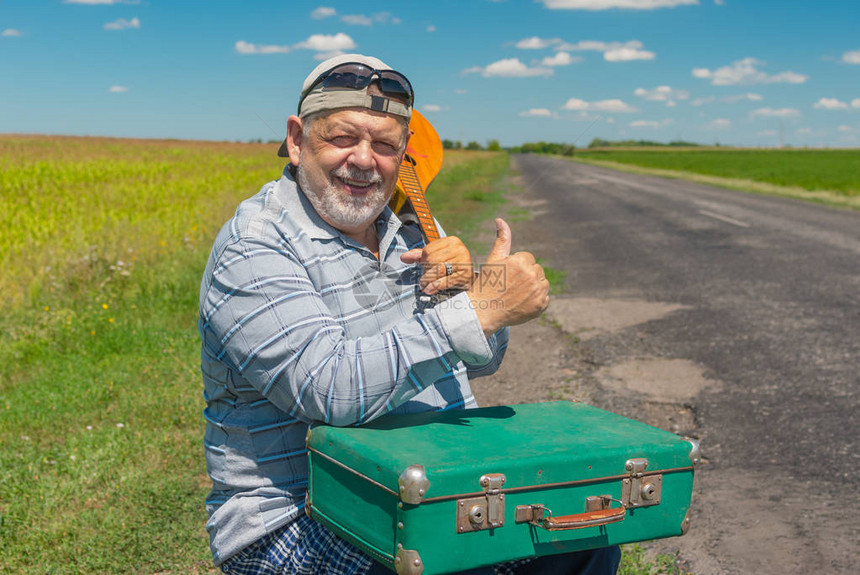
[572,148,860,210]
[0,137,512,573]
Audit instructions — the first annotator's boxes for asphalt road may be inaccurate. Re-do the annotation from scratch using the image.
[508,155,860,573]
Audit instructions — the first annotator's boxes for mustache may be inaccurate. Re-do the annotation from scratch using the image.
[331,165,383,185]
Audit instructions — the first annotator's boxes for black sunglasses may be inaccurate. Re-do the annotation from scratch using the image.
[298,62,414,113]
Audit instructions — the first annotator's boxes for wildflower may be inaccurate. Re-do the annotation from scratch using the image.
[44,306,50,312]
[86,425,93,430]
[91,330,96,335]
[109,318,114,323]
[116,423,125,428]
[102,303,109,310]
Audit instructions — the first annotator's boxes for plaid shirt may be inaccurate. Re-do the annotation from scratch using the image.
[199,167,509,567]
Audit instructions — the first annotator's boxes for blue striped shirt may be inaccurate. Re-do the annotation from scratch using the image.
[199,168,509,565]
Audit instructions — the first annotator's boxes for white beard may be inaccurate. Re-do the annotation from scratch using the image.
[297,164,391,231]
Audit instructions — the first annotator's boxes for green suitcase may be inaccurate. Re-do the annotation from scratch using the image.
[306,401,699,574]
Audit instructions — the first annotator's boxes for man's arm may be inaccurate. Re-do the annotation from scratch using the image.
[200,237,497,427]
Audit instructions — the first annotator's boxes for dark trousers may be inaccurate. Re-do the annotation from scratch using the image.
[365,545,621,575]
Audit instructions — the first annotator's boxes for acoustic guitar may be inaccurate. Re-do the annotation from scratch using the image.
[389,110,444,243]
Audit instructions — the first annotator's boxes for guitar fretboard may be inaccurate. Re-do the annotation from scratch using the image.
[398,157,440,242]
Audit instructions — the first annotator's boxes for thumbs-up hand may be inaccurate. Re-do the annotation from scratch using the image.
[468,218,550,337]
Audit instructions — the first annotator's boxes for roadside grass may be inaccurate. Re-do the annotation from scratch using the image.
[428,150,509,247]
[535,258,568,294]
[0,139,510,573]
[620,544,690,574]
[569,148,860,212]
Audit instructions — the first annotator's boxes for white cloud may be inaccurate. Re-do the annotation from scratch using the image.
[693,58,807,86]
[705,118,732,130]
[813,98,849,110]
[691,93,763,106]
[540,0,698,10]
[842,50,860,65]
[690,96,715,106]
[2,29,22,37]
[464,58,553,78]
[422,105,448,113]
[756,129,778,137]
[235,40,290,55]
[311,7,337,19]
[540,52,582,66]
[553,39,655,62]
[563,98,637,112]
[426,25,436,32]
[109,85,128,93]
[294,33,356,53]
[837,125,854,133]
[723,92,763,103]
[342,14,373,26]
[750,107,801,118]
[64,0,139,4]
[557,39,639,52]
[519,108,554,117]
[605,47,655,61]
[104,17,139,31]
[629,119,673,128]
[853,99,860,109]
[634,86,689,102]
[516,36,561,49]
[341,12,400,26]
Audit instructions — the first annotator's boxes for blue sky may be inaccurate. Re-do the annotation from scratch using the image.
[2,0,859,147]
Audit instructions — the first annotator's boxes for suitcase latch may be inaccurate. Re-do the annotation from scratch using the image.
[621,457,662,508]
[456,473,506,533]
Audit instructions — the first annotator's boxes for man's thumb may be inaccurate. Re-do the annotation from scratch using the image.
[400,248,423,264]
[486,218,512,262]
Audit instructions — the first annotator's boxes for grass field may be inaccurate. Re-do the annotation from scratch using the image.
[571,148,860,210]
[0,137,513,573]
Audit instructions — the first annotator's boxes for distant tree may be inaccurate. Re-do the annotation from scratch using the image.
[442,139,455,150]
[466,141,482,151]
[486,139,502,151]
[516,141,575,156]
[453,140,463,150]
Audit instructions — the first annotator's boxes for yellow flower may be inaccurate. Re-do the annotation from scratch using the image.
[102,303,109,309]
[109,318,114,323]
[44,306,50,311]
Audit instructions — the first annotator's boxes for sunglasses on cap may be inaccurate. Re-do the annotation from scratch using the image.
[298,62,414,114]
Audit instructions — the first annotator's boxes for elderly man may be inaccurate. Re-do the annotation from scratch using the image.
[199,55,618,574]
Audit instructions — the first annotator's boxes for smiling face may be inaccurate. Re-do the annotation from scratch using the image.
[287,107,408,236]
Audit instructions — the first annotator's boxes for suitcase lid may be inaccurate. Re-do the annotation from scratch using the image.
[307,401,697,502]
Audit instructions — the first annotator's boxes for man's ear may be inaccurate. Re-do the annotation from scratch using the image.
[286,115,304,166]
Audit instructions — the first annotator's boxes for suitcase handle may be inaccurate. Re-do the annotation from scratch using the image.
[517,500,626,531]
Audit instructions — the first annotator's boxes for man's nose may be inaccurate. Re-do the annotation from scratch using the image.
[348,140,374,170]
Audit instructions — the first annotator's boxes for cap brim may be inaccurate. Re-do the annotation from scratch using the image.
[277,139,289,158]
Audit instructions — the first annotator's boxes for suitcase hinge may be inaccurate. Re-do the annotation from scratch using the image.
[456,473,506,533]
[621,457,663,508]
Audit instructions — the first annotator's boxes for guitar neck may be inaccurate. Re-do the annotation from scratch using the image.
[398,158,440,242]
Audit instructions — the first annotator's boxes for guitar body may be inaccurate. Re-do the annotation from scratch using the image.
[390,110,444,242]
